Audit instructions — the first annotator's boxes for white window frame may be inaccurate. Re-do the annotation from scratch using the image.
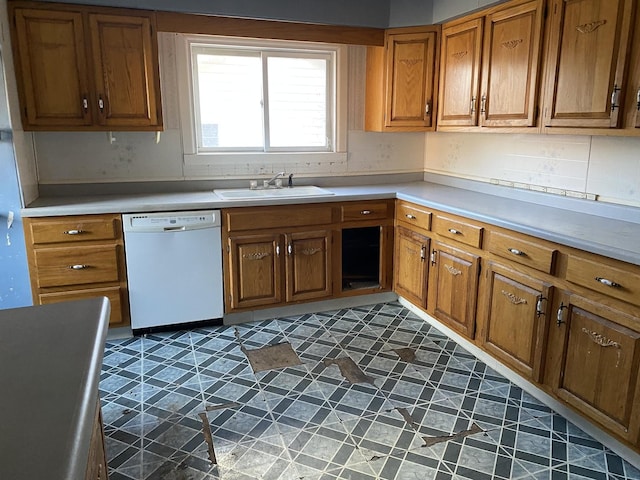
[176,34,348,166]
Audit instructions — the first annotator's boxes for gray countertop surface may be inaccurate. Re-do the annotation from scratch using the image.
[22,181,640,266]
[0,297,110,480]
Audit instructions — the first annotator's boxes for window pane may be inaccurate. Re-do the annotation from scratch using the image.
[195,52,263,149]
[267,56,328,148]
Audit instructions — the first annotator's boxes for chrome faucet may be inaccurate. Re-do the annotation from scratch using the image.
[265,171,286,187]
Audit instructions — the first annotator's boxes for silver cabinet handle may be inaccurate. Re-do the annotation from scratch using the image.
[360,210,372,215]
[611,84,621,111]
[536,296,547,317]
[420,245,426,261]
[82,96,88,112]
[430,250,436,265]
[557,302,567,326]
[508,248,524,256]
[406,214,416,220]
[448,228,461,235]
[64,229,84,235]
[98,96,105,112]
[480,94,487,114]
[595,277,621,288]
[276,245,280,256]
[287,243,292,255]
[636,88,640,110]
[470,96,476,114]
[68,264,89,270]
[425,102,430,116]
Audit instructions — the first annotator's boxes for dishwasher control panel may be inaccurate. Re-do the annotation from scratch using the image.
[123,211,220,232]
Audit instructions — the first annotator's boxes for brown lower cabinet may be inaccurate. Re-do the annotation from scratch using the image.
[427,241,480,338]
[223,200,394,313]
[393,225,430,308]
[86,402,108,480]
[477,261,553,382]
[394,199,640,452]
[546,291,640,444]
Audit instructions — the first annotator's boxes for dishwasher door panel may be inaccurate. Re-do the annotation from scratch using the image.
[124,226,223,330]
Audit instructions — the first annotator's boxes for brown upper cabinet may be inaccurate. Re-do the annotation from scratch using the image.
[9,2,163,131]
[365,26,440,131]
[542,0,635,129]
[437,0,545,129]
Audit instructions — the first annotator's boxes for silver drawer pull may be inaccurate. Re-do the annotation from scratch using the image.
[64,229,84,235]
[448,228,461,235]
[406,214,416,220]
[360,210,372,215]
[595,277,621,288]
[68,264,90,270]
[508,248,524,256]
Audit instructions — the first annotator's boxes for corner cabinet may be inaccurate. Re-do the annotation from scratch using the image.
[22,214,130,328]
[437,0,545,129]
[542,0,635,129]
[365,26,440,131]
[9,2,162,131]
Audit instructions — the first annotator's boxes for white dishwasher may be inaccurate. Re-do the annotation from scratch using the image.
[122,210,224,333]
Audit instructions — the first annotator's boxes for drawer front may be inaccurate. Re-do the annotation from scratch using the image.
[397,201,432,230]
[39,286,124,325]
[566,255,640,307]
[225,205,333,232]
[28,216,119,244]
[433,214,483,248]
[487,231,557,274]
[341,202,389,222]
[34,245,120,288]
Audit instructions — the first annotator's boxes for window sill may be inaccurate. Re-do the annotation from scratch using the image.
[184,151,348,166]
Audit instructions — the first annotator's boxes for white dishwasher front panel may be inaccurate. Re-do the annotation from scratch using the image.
[123,211,223,331]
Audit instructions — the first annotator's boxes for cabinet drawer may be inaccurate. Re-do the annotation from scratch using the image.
[487,231,557,274]
[225,205,333,232]
[396,201,432,230]
[34,245,120,288]
[433,214,483,248]
[566,254,640,307]
[28,216,119,244]
[39,286,124,325]
[341,202,390,222]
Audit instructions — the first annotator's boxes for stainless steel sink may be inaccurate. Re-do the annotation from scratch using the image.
[214,185,335,200]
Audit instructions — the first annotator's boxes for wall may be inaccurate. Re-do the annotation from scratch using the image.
[35,0,391,27]
[33,39,426,187]
[424,133,640,208]
[431,0,507,23]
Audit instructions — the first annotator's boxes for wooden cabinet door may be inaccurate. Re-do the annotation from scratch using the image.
[12,8,93,127]
[228,234,282,310]
[89,13,161,127]
[385,31,438,128]
[285,230,332,302]
[478,262,553,382]
[543,0,635,128]
[480,0,544,127]
[549,292,640,442]
[427,242,480,338]
[437,18,483,126]
[394,226,429,308]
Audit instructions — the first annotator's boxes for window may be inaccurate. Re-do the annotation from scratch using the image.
[178,36,347,165]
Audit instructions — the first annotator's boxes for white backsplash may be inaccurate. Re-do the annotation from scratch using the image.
[425,132,640,208]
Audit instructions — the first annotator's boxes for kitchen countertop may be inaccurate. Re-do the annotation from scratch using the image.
[0,297,110,480]
[22,181,640,266]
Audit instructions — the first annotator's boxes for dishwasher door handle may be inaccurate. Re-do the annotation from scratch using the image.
[163,226,186,232]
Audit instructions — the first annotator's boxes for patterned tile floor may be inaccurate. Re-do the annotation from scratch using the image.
[100,302,640,480]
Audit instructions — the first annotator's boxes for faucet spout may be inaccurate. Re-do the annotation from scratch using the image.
[265,171,286,186]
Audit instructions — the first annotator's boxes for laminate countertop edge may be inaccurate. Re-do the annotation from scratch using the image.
[20,181,640,266]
